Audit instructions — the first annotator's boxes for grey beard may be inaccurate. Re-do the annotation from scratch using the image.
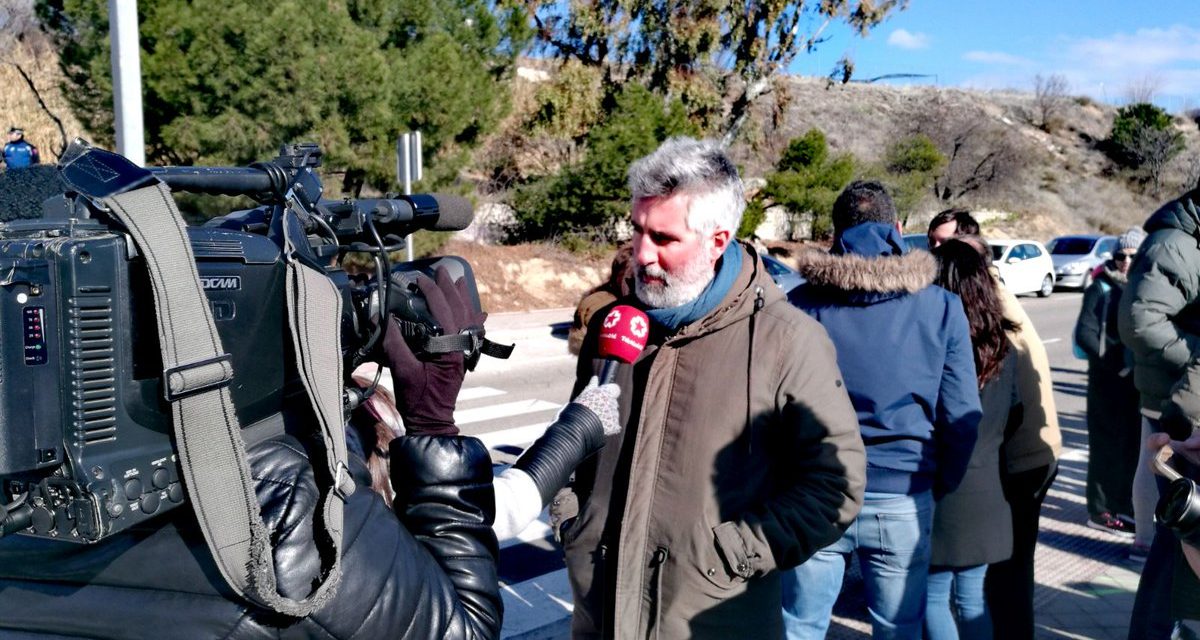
[634,256,716,309]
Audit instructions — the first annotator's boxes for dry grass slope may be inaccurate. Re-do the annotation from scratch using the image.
[1,13,89,162]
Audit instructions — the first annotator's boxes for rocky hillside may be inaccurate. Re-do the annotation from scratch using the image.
[728,76,1200,237]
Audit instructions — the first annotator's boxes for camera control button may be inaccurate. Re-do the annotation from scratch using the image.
[107,502,124,519]
[123,478,142,499]
[139,492,161,514]
[152,468,170,489]
[168,483,184,503]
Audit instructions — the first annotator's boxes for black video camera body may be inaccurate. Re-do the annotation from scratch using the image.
[0,142,492,542]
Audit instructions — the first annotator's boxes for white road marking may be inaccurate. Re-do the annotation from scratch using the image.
[455,400,559,426]
[1043,338,1062,344]
[500,568,573,638]
[475,421,553,450]
[458,386,507,402]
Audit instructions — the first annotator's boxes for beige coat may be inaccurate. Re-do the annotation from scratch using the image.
[552,246,865,639]
[995,274,1062,473]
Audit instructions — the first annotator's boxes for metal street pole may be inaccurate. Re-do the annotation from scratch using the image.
[109,0,145,166]
[399,133,413,261]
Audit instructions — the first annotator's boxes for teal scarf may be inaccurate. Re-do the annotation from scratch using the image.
[645,242,742,330]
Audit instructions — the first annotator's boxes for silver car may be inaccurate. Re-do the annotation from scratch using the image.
[1047,235,1117,290]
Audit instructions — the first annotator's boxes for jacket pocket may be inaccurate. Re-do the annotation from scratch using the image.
[691,521,750,592]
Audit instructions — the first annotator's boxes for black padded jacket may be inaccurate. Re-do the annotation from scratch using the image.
[0,432,502,639]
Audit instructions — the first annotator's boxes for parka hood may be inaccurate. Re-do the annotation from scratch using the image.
[1145,188,1200,239]
[794,223,938,304]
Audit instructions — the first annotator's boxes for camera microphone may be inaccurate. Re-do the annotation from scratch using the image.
[356,194,474,233]
[595,305,650,384]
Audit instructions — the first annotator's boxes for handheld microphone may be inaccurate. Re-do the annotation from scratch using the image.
[596,305,650,384]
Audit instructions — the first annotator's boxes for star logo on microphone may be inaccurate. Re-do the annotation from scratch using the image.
[629,316,648,339]
[602,309,621,329]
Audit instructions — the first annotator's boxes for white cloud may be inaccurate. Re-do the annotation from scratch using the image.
[887,29,930,50]
[1046,25,1200,105]
[1065,25,1200,71]
[962,50,1035,66]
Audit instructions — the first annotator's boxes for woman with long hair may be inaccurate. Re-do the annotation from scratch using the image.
[924,237,1023,640]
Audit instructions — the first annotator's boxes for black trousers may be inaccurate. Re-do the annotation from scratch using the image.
[986,463,1057,639]
[1085,365,1140,518]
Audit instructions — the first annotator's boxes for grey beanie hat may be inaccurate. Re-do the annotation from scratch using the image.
[1119,226,1146,252]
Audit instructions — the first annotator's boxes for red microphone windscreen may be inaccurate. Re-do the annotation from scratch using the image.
[596,305,649,364]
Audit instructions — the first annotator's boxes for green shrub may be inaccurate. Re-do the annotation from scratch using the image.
[761,129,856,240]
[737,198,766,239]
[885,134,945,174]
[1107,102,1185,192]
[777,129,828,172]
[509,85,698,241]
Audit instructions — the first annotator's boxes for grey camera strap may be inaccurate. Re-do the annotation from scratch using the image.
[99,182,351,617]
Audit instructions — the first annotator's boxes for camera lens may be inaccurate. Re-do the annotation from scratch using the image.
[1157,478,1200,546]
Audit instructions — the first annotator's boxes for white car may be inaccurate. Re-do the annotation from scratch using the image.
[989,239,1056,298]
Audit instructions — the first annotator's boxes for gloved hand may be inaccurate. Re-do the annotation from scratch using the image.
[377,266,486,437]
[513,377,621,504]
[1162,400,1198,442]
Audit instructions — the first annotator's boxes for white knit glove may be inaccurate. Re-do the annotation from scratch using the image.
[572,376,621,436]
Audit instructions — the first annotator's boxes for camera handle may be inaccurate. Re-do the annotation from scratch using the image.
[1154,448,1185,482]
[0,494,32,538]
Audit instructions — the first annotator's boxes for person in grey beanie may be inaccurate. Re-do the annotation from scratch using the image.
[1074,227,1146,542]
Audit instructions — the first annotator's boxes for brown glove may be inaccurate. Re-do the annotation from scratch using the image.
[376,266,486,436]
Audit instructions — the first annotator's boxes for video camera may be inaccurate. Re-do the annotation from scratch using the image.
[0,140,504,542]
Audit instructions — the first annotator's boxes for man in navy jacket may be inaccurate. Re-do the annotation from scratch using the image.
[782,181,981,639]
[2,128,39,169]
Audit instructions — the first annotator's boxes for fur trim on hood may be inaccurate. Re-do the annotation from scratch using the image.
[1101,264,1128,287]
[794,248,938,294]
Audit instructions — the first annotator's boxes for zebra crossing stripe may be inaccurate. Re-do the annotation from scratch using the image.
[475,422,555,451]
[455,399,560,426]
[500,568,573,638]
[458,386,506,402]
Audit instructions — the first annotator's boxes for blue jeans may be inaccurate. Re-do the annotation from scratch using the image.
[782,491,934,640]
[925,564,991,640]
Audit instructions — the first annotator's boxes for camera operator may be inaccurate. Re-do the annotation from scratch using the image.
[1147,359,1200,637]
[0,265,613,639]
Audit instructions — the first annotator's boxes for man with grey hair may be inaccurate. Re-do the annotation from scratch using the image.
[550,137,865,638]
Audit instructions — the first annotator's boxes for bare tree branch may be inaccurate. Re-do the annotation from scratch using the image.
[1032,73,1068,132]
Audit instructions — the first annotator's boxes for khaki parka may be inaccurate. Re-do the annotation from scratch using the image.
[552,246,865,639]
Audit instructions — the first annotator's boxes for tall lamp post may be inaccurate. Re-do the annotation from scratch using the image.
[109,0,145,166]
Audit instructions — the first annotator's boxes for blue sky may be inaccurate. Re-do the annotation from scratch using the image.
[794,0,1199,111]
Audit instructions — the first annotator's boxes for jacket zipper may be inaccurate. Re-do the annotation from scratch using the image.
[648,546,669,640]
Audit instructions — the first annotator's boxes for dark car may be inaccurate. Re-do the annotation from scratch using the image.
[761,253,804,294]
[903,234,930,252]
